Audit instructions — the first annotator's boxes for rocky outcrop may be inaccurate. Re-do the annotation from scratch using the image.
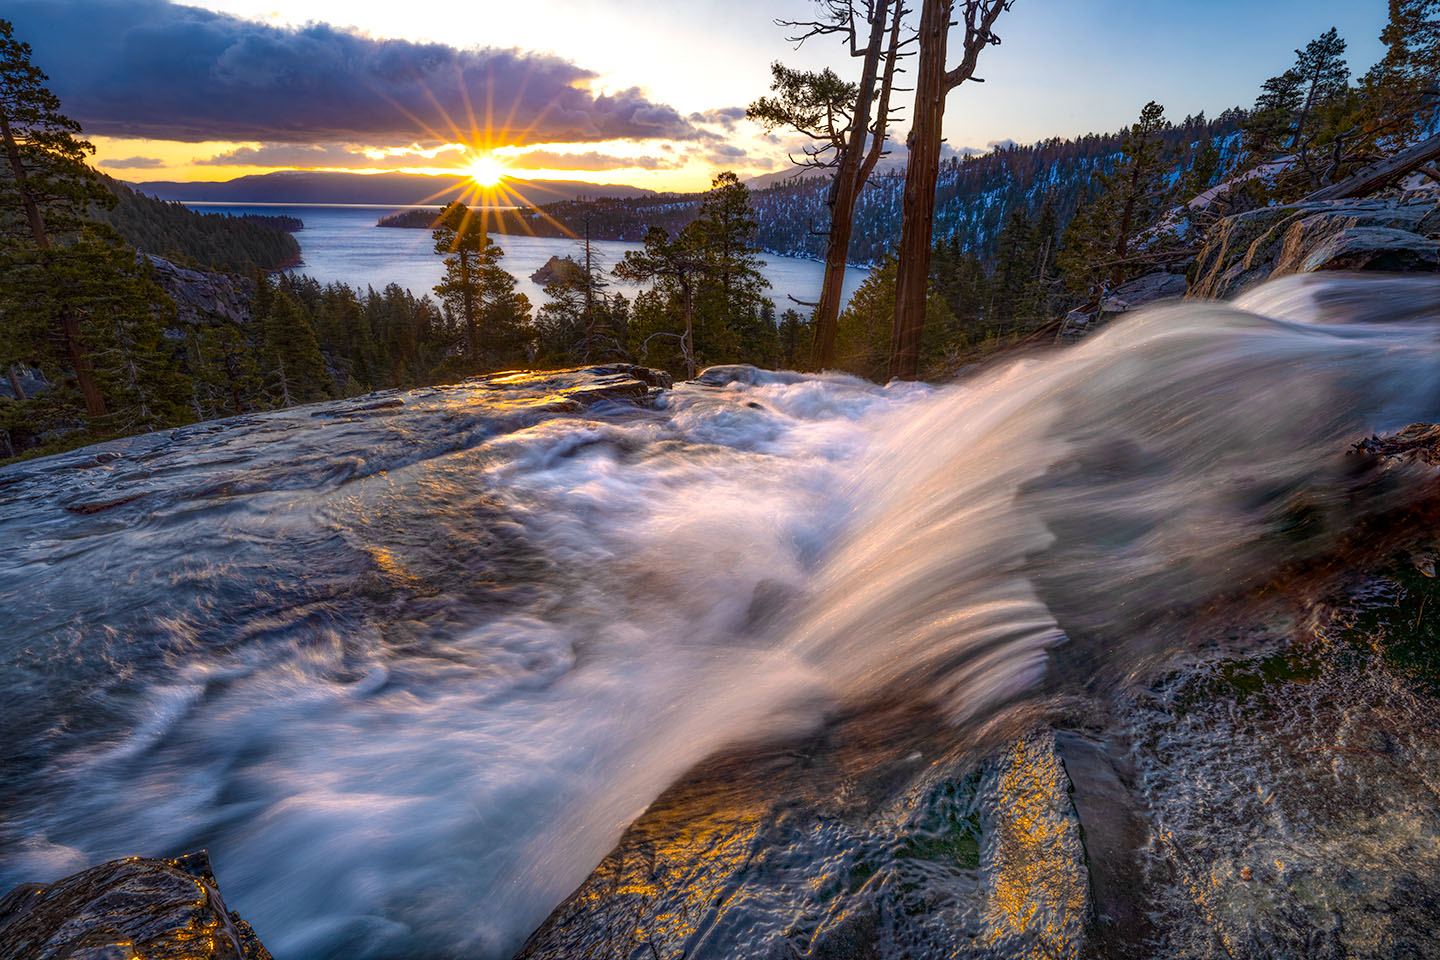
[0,366,50,402]
[1188,194,1440,299]
[1058,270,1188,342]
[1288,225,1440,274]
[145,255,254,326]
[1355,421,1440,464]
[0,851,270,960]
[469,363,673,411]
[529,255,584,286]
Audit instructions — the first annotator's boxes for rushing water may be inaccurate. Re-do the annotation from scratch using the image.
[183,203,871,309]
[3,273,1440,958]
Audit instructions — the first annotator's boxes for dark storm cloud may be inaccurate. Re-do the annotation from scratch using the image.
[6,0,703,145]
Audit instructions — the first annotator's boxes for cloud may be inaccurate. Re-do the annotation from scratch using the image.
[509,150,680,171]
[7,0,702,146]
[100,155,166,169]
[987,138,1019,151]
[195,143,463,167]
[705,142,766,168]
[689,106,747,131]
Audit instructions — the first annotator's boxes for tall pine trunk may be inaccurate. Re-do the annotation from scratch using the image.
[889,0,1010,380]
[889,0,951,381]
[811,0,892,370]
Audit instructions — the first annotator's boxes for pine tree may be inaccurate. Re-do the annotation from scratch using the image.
[261,284,330,407]
[320,286,375,392]
[63,237,190,432]
[534,269,588,366]
[691,172,771,339]
[1057,101,1173,301]
[0,18,115,417]
[189,322,262,418]
[616,226,707,378]
[777,308,812,369]
[837,255,955,381]
[1360,1,1440,147]
[431,201,488,366]
[476,255,531,370]
[1290,29,1351,151]
[1244,71,1305,157]
[431,202,530,371]
[616,173,771,378]
[1241,29,1355,195]
[1178,133,1224,201]
[989,206,1035,329]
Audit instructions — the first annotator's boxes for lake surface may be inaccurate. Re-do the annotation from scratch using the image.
[187,203,870,311]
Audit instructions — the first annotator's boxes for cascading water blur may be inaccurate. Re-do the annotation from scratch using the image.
[1,273,1439,959]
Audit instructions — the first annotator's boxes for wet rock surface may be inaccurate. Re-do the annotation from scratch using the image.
[515,561,1440,960]
[1113,565,1440,959]
[1294,225,1440,275]
[0,851,270,960]
[516,713,1090,960]
[0,363,672,525]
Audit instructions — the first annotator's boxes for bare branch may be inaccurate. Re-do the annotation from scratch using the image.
[942,0,1012,93]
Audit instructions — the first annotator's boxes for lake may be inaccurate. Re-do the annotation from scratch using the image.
[186,203,870,312]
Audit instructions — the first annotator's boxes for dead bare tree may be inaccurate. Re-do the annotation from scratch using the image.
[889,0,1012,381]
[749,0,912,370]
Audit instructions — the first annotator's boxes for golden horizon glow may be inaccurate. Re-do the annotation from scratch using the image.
[466,152,507,188]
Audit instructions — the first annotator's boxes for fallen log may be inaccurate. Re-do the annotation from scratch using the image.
[1303,131,1440,201]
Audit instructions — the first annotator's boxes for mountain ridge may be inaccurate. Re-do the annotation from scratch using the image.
[129,170,657,206]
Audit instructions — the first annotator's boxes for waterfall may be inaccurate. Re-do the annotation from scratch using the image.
[2,272,1438,958]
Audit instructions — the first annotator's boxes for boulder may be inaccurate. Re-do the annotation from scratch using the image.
[1292,226,1440,274]
[0,851,271,960]
[1188,196,1440,299]
[1099,270,1188,314]
[1058,272,1186,344]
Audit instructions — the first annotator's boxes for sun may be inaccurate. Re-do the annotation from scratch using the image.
[466,153,507,188]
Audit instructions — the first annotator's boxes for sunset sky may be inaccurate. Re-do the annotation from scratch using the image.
[9,0,1388,192]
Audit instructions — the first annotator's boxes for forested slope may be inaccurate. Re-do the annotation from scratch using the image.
[94,177,302,272]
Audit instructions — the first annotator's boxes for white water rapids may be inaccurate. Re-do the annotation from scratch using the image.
[2,273,1440,958]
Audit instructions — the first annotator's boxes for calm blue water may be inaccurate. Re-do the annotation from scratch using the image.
[187,203,869,311]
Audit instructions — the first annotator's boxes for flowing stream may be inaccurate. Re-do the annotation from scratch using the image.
[3,273,1440,958]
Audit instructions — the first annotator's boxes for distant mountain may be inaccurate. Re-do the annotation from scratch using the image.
[744,166,826,190]
[510,112,1248,267]
[129,170,656,206]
